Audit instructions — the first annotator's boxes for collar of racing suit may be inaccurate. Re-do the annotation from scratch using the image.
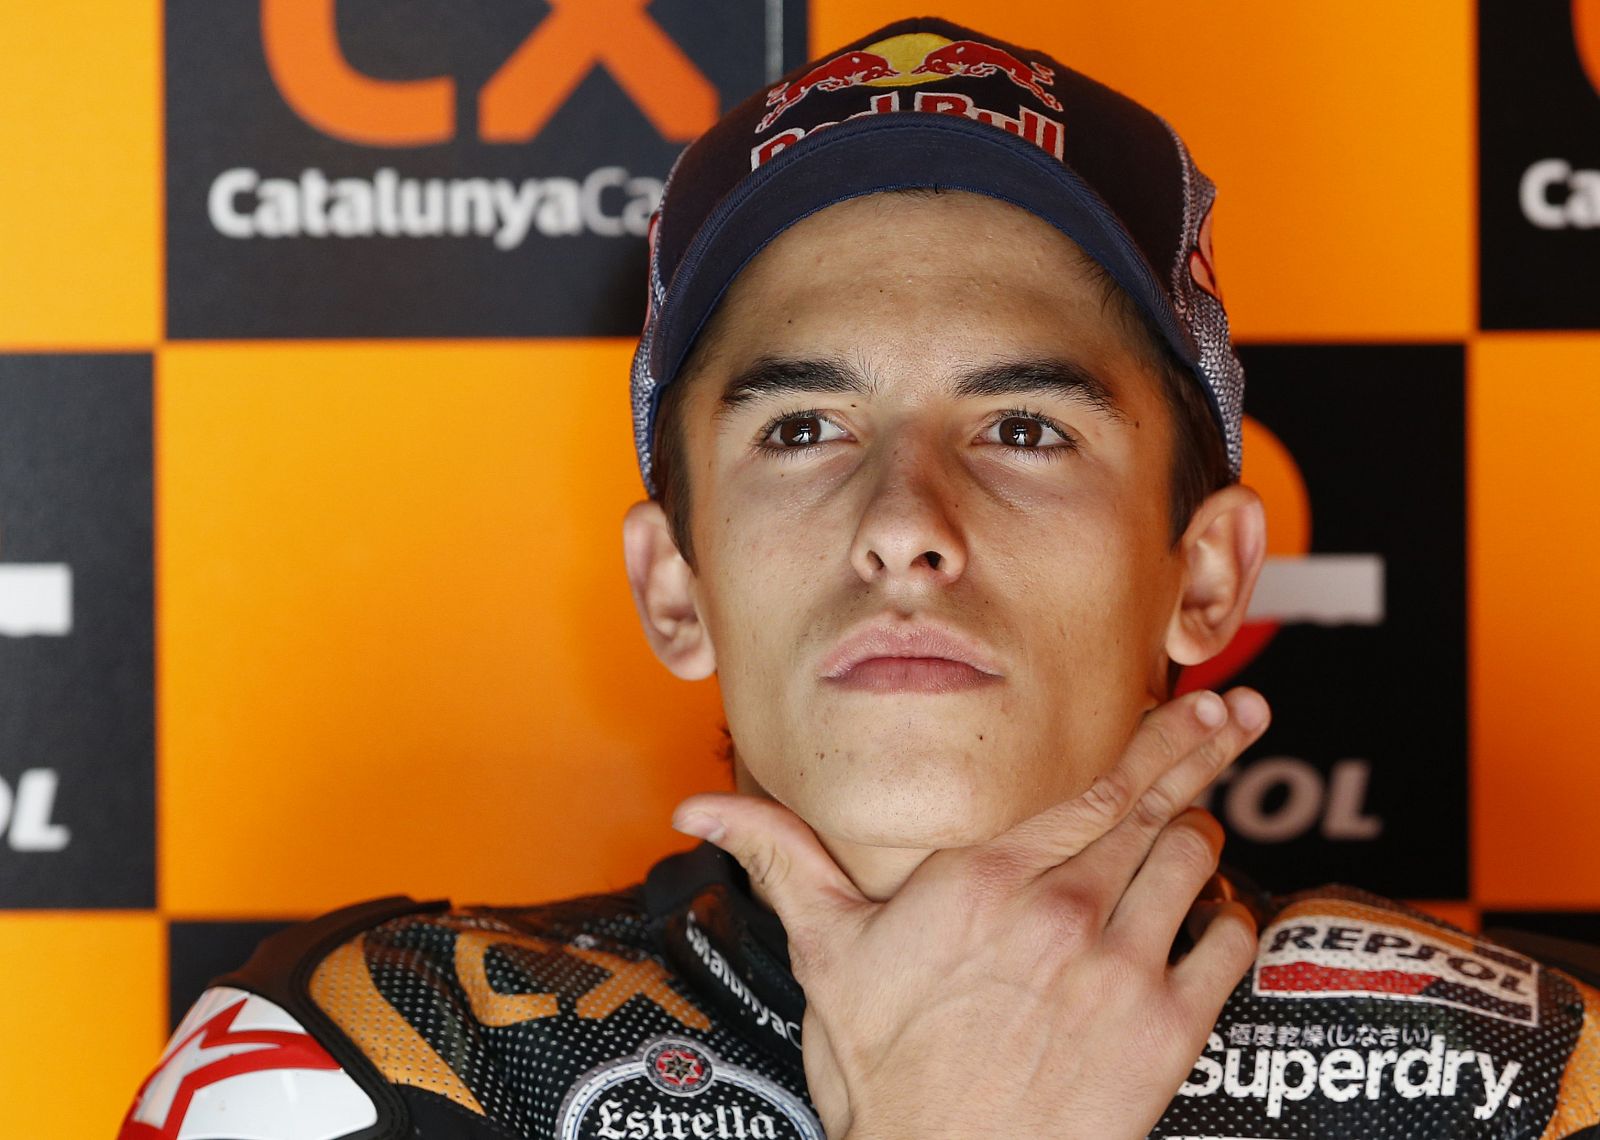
[644,843,808,1065]
[638,840,1268,1071]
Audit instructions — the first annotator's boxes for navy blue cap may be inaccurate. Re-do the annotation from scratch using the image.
[630,17,1244,490]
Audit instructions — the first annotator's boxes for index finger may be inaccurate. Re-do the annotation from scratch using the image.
[984,687,1269,876]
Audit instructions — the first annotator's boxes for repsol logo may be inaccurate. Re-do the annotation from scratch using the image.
[1253,904,1539,1026]
[1197,757,1381,845]
[0,769,70,852]
[260,0,716,146]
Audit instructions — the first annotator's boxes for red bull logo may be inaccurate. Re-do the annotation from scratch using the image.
[758,51,899,131]
[751,32,1065,169]
[910,40,1062,110]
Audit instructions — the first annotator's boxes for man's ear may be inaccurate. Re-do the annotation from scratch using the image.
[1165,483,1267,667]
[622,500,716,680]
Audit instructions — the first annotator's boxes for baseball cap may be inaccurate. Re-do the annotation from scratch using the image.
[629,16,1245,491]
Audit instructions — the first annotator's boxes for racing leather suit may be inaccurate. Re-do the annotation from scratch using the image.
[120,844,1600,1139]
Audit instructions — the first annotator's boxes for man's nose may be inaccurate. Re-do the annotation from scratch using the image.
[848,440,968,587]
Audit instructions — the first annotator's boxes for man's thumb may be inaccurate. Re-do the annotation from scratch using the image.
[673,793,863,933]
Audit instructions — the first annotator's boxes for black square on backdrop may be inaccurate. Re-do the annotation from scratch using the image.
[0,354,154,908]
[1483,910,1600,946]
[1479,0,1600,328]
[1207,344,1467,899]
[168,919,301,1030]
[164,0,807,339]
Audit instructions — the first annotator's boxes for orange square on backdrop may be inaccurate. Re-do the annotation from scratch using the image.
[1472,333,1600,907]
[0,1,161,347]
[812,0,1474,341]
[157,341,724,917]
[0,913,165,1138]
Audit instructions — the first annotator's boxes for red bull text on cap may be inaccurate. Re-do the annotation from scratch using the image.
[629,17,1245,491]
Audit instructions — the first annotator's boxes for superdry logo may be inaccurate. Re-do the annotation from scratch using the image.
[165,0,805,337]
[1253,902,1539,1026]
[751,32,1064,169]
[1177,1030,1526,1122]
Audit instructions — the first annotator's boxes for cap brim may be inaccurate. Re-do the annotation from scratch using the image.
[649,112,1202,420]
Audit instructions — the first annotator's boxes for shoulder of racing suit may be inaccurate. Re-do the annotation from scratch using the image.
[120,848,1600,1140]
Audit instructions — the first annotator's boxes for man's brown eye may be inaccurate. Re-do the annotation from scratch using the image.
[998,416,1043,447]
[779,416,822,446]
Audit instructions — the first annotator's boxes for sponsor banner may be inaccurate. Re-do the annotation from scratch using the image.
[1175,1028,1529,1127]
[165,0,807,338]
[1480,0,1600,327]
[559,1036,823,1140]
[1154,893,1582,1136]
[683,913,802,1051]
[1198,345,1467,899]
[0,355,153,907]
[1255,901,1539,1027]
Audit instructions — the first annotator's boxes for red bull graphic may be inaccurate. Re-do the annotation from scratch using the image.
[910,40,1063,111]
[752,90,1064,169]
[757,51,898,132]
[753,33,1066,164]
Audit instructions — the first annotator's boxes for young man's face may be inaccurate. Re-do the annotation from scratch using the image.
[633,191,1249,853]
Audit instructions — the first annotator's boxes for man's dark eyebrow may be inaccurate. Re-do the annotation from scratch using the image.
[952,360,1129,422]
[718,358,871,412]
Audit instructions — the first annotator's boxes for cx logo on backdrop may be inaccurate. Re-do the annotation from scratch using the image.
[1480,0,1600,327]
[165,0,806,338]
[0,356,153,908]
[1190,345,1467,900]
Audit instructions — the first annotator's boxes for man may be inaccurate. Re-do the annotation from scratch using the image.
[121,18,1600,1140]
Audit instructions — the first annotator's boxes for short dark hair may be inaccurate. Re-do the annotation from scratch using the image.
[1082,259,1237,544]
[649,209,1233,569]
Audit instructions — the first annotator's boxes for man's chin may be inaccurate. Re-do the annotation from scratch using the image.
[773,751,1044,852]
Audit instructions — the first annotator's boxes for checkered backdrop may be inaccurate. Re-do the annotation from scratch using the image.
[4,2,1599,1134]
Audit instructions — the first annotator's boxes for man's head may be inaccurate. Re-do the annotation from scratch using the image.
[621,19,1265,859]
[625,189,1263,853]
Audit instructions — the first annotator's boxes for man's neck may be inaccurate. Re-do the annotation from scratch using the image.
[815,834,932,901]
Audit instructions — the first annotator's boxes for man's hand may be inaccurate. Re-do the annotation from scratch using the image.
[672,687,1271,1140]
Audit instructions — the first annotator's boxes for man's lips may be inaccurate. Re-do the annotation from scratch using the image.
[820,622,1003,694]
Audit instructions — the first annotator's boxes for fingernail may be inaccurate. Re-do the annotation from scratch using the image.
[1193,690,1227,729]
[672,811,726,844]
[1232,690,1268,731]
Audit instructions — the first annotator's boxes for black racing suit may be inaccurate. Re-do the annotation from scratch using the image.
[121,844,1600,1139]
